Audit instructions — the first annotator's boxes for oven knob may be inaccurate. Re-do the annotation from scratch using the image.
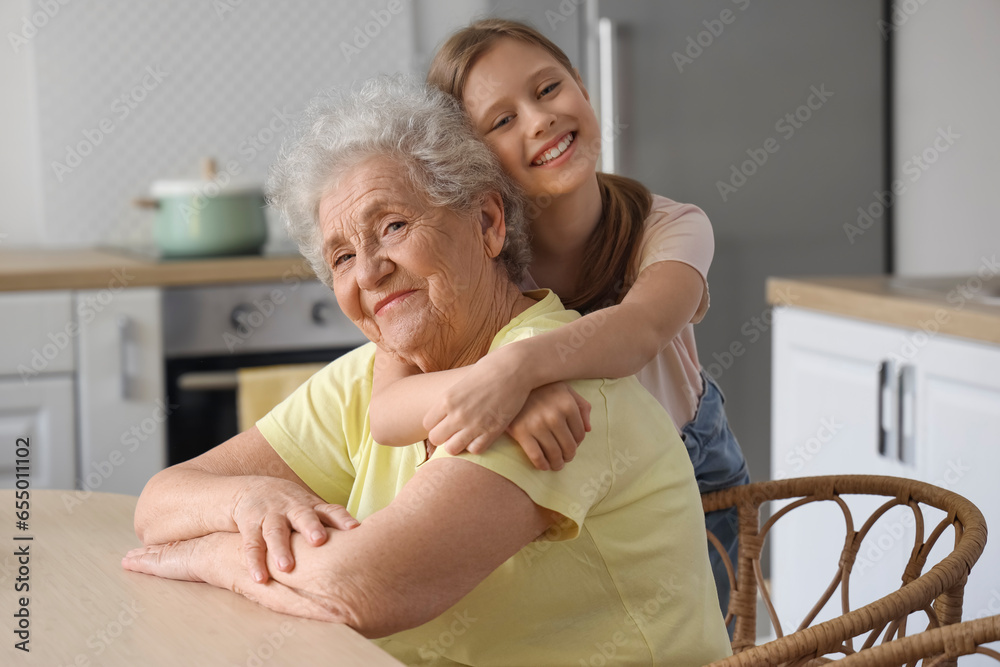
[311,300,336,325]
[230,303,255,329]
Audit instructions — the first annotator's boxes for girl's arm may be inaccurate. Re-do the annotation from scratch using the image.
[368,348,470,446]
[425,260,704,454]
[370,344,591,471]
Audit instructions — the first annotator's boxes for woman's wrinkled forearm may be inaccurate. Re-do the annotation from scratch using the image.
[133,466,245,544]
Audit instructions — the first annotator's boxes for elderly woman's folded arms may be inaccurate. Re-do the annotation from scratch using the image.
[123,78,731,666]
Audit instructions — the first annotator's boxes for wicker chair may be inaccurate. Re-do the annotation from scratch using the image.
[701,475,987,667]
[831,613,1000,665]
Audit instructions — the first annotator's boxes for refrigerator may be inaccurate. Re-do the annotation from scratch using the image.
[553,0,890,484]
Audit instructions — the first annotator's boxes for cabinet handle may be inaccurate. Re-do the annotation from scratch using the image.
[896,364,916,465]
[877,360,895,457]
[177,370,239,391]
[118,316,139,401]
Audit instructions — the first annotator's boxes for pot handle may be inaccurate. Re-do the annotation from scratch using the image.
[202,157,218,181]
[132,197,160,209]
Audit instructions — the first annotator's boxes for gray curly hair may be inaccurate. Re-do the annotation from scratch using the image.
[267,76,530,289]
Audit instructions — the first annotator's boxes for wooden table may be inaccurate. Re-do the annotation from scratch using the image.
[1,490,403,666]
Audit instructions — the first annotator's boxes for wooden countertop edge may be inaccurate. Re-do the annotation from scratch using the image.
[767,277,1000,346]
[0,253,317,291]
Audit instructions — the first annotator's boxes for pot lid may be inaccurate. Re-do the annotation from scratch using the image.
[150,179,264,198]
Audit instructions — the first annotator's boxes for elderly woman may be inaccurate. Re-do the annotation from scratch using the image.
[123,78,731,666]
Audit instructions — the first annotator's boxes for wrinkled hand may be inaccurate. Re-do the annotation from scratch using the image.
[505,382,591,471]
[232,477,359,583]
[123,531,343,622]
[122,532,227,586]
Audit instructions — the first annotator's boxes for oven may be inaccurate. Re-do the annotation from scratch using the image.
[162,280,368,465]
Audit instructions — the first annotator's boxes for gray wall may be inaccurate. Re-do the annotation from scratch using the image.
[894,0,1000,276]
[597,1,888,483]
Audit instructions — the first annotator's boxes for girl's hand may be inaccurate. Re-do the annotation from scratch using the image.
[231,477,359,584]
[505,382,591,471]
[424,350,534,457]
[425,345,592,470]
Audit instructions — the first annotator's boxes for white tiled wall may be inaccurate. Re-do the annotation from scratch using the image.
[29,0,415,250]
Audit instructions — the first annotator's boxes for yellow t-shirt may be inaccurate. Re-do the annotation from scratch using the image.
[257,290,731,666]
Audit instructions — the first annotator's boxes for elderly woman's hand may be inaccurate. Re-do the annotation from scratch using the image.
[232,477,360,583]
[122,532,342,622]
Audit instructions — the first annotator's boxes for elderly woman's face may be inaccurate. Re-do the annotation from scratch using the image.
[319,157,505,364]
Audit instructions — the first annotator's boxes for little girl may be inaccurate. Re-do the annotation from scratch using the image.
[370,18,749,615]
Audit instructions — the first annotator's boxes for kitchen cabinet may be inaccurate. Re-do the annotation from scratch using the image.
[915,332,1000,630]
[0,291,77,490]
[0,286,166,495]
[76,287,165,496]
[0,377,76,489]
[771,306,1000,644]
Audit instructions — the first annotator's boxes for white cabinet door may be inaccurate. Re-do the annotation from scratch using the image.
[0,376,75,489]
[771,309,917,480]
[916,334,1000,630]
[0,291,75,376]
[75,288,165,496]
[771,308,922,633]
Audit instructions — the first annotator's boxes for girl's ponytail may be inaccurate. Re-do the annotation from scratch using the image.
[566,172,651,314]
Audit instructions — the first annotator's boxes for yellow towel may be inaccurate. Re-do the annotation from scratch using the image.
[237,363,326,432]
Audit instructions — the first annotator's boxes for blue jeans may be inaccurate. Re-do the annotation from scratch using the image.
[680,371,750,622]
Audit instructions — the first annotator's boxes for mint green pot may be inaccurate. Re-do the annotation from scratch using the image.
[149,181,268,258]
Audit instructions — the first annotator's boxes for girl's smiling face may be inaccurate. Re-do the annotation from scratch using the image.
[462,38,601,202]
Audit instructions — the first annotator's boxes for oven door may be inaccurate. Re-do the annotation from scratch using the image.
[164,348,353,465]
[162,280,368,465]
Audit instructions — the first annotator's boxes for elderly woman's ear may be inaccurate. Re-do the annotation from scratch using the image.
[479,191,507,260]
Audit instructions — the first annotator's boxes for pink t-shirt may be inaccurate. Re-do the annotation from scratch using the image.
[520,194,713,430]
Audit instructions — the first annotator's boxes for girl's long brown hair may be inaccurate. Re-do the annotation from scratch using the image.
[427,18,651,314]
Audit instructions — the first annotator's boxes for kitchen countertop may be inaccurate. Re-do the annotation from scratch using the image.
[0,247,316,291]
[767,275,1000,346]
